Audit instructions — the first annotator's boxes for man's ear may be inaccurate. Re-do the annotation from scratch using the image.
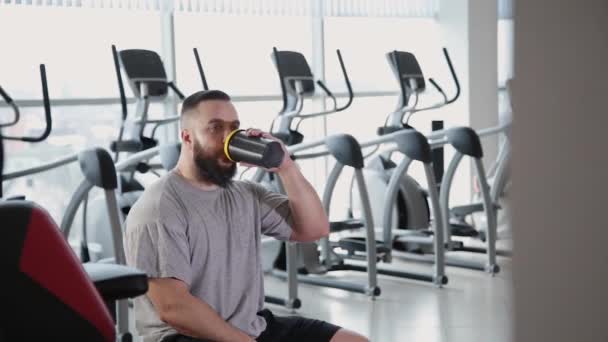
[181,129,192,146]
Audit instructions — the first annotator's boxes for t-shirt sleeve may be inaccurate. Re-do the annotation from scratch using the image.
[124,203,192,286]
[248,182,293,241]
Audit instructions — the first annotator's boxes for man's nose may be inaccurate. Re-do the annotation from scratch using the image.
[221,127,236,144]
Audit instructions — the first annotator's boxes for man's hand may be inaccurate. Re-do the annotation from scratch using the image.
[242,129,329,242]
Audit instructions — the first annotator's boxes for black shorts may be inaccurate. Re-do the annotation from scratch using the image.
[162,309,341,342]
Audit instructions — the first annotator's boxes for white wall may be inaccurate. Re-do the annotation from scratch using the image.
[439,0,498,204]
[511,1,608,341]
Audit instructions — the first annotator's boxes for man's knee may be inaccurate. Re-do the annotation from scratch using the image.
[330,328,369,342]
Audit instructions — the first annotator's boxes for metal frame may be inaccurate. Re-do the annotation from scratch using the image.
[265,178,301,310]
[263,129,462,297]
[2,149,133,337]
[381,155,447,285]
[370,123,510,273]
[0,88,506,110]
[271,160,381,297]
[435,127,512,271]
[439,151,499,272]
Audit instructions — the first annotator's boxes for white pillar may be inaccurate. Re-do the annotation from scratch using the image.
[310,0,327,189]
[439,0,498,203]
[160,6,179,143]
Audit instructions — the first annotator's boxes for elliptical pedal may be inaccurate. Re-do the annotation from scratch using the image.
[336,237,390,262]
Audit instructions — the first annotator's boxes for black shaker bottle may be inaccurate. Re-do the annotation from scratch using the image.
[224,129,285,169]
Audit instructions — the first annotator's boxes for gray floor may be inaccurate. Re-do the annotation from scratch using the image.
[264,252,513,342]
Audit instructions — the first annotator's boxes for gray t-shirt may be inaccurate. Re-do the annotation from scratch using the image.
[124,170,293,342]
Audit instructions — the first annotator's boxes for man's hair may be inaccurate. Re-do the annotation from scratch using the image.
[180,90,231,127]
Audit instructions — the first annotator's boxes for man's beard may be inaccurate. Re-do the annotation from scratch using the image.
[192,140,237,188]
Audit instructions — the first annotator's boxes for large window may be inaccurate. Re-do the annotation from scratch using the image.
[322,16,460,146]
[0,5,514,222]
[174,12,326,190]
[324,17,446,92]
[2,104,122,222]
[175,13,313,97]
[0,6,161,99]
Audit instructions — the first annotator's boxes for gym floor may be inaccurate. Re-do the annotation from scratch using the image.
[265,251,513,342]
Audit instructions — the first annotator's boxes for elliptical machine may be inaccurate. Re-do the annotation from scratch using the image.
[110,45,186,191]
[355,49,509,274]
[0,64,53,198]
[83,46,191,263]
[305,49,461,288]
[262,48,451,303]
[255,47,354,309]
[353,48,460,242]
[0,65,148,341]
[269,47,353,145]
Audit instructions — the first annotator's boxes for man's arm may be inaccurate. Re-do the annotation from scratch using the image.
[242,129,330,242]
[148,278,254,342]
[276,161,330,242]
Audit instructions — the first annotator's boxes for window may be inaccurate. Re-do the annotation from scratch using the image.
[324,17,446,92]
[0,6,161,99]
[174,13,313,97]
[3,104,122,222]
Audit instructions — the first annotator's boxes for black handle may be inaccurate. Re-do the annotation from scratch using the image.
[442,48,460,104]
[428,78,443,93]
[112,45,128,121]
[0,86,13,104]
[168,82,185,100]
[316,80,335,98]
[193,48,209,91]
[335,49,353,112]
[110,140,144,153]
[428,77,448,101]
[16,64,52,143]
[0,85,19,128]
[392,50,410,107]
[272,47,289,115]
[315,80,338,115]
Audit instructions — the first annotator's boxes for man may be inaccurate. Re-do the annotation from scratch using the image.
[124,90,368,342]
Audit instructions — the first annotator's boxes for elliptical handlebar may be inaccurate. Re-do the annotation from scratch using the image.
[167,82,185,100]
[2,64,52,143]
[316,80,334,98]
[0,85,20,128]
[396,47,461,123]
[111,44,128,121]
[0,86,13,104]
[428,78,449,104]
[334,49,354,112]
[193,47,209,91]
[442,47,460,104]
[272,46,289,115]
[293,49,354,120]
[316,80,338,112]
